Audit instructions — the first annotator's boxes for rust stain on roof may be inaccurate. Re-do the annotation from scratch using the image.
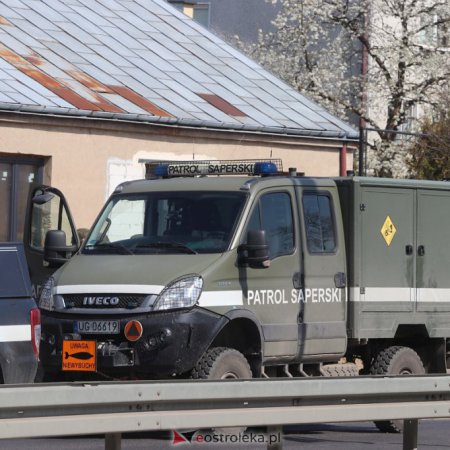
[197,93,247,117]
[86,91,124,113]
[20,65,65,90]
[0,44,172,116]
[52,87,103,111]
[69,70,114,94]
[109,85,172,117]
[0,16,12,26]
[0,45,124,112]
[0,44,25,65]
[24,53,45,66]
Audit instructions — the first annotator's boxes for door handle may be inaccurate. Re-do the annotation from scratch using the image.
[334,272,346,288]
[293,272,303,289]
[405,245,413,255]
[418,245,425,256]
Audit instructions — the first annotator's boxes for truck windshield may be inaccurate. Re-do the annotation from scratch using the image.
[83,191,247,255]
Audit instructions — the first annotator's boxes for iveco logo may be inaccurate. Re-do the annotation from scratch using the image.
[83,296,120,306]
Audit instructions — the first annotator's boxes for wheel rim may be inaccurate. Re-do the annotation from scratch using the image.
[220,371,239,379]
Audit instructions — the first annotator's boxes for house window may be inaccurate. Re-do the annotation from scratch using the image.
[0,156,44,241]
[419,14,449,48]
[168,1,210,28]
[437,21,448,47]
[396,104,419,137]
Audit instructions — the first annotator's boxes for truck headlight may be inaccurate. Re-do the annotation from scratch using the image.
[39,277,55,311]
[154,276,203,311]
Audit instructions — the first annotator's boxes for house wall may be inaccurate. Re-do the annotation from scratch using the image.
[0,114,355,230]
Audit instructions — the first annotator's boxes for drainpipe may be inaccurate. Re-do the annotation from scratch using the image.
[340,143,347,176]
[359,8,370,176]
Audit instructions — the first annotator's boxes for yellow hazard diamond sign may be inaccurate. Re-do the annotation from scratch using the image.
[380,216,397,246]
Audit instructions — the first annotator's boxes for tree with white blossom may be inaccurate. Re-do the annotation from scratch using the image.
[240,0,450,177]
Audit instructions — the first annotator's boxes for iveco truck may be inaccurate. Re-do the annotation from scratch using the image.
[24,160,450,430]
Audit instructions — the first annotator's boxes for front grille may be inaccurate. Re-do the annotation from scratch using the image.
[63,294,147,309]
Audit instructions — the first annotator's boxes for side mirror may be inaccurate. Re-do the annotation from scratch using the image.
[32,191,55,205]
[44,230,78,267]
[239,230,270,269]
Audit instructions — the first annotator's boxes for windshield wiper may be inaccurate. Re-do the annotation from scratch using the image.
[85,243,134,255]
[134,242,197,254]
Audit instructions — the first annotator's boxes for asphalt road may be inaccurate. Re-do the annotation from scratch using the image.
[2,420,450,449]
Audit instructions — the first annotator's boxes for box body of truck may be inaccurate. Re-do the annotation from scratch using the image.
[337,177,450,372]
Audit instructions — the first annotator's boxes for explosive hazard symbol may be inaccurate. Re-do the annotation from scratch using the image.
[380,215,397,246]
[62,340,96,372]
[124,320,143,342]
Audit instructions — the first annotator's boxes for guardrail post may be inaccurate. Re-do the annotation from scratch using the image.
[403,419,418,450]
[267,426,283,450]
[105,433,122,450]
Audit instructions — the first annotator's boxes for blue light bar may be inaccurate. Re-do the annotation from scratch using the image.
[254,162,277,176]
[154,164,169,177]
[145,159,283,178]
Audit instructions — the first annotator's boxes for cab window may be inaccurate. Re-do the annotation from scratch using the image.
[302,193,336,253]
[246,192,294,259]
[84,191,246,254]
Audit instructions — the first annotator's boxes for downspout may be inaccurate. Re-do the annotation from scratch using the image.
[359,8,370,176]
[340,143,347,176]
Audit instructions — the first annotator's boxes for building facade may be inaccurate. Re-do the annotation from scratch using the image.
[0,0,357,240]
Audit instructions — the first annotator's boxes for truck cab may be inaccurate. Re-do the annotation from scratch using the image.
[25,160,349,381]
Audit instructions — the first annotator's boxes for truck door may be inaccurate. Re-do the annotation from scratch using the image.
[359,187,415,312]
[416,189,450,312]
[23,186,79,294]
[240,188,300,359]
[296,187,347,358]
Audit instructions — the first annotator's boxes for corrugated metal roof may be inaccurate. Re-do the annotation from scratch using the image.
[0,0,358,140]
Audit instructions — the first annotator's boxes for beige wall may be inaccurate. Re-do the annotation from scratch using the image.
[0,114,356,229]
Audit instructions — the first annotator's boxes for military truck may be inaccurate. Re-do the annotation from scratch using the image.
[0,242,40,384]
[25,160,450,429]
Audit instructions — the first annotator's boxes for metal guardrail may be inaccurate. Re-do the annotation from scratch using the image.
[0,375,449,450]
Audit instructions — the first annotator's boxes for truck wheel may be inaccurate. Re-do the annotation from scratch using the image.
[191,347,252,433]
[370,346,425,433]
[191,347,252,380]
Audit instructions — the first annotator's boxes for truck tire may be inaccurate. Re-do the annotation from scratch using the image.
[191,347,252,433]
[191,347,252,380]
[370,346,425,433]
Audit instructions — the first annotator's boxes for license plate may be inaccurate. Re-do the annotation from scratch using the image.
[76,320,120,334]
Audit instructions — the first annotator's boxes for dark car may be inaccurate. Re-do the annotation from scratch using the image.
[0,242,40,383]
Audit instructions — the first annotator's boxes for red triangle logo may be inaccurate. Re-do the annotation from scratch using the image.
[172,431,189,445]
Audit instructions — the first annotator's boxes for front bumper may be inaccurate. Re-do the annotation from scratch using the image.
[39,307,226,379]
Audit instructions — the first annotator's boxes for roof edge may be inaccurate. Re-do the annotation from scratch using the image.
[0,103,359,141]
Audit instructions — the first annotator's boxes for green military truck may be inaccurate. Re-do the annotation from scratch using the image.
[25,160,450,430]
